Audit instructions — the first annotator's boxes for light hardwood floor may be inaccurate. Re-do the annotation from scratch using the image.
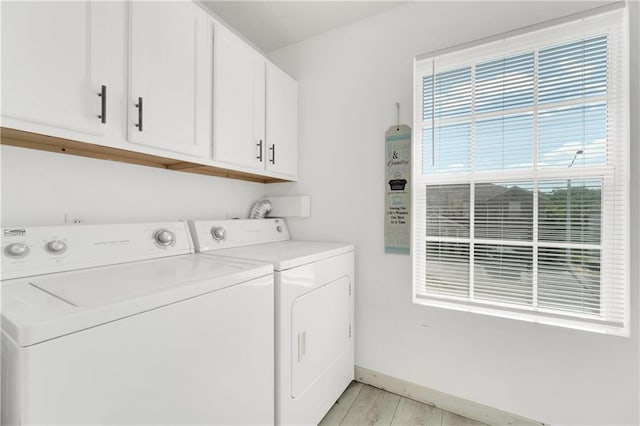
[319,382,486,426]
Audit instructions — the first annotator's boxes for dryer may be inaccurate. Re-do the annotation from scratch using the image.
[189,219,355,425]
[1,222,274,425]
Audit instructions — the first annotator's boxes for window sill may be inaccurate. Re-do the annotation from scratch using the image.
[413,294,629,337]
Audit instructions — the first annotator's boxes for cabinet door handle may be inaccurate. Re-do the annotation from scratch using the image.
[257,139,263,161]
[97,85,107,124]
[135,97,143,132]
[269,144,275,164]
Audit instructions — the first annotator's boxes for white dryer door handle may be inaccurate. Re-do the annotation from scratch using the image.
[297,331,306,362]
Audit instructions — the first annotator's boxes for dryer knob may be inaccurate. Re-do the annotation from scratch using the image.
[211,226,227,241]
[5,243,30,258]
[46,240,67,254]
[154,230,175,246]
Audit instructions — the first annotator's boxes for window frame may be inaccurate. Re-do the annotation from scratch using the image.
[411,6,630,336]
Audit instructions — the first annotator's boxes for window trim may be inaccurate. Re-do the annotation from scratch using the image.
[411,5,630,336]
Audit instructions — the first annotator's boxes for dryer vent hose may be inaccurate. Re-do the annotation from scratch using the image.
[249,199,272,219]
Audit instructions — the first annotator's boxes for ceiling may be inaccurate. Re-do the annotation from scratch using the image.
[201,1,406,53]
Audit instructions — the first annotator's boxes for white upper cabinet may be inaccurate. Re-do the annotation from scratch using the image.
[1,1,298,182]
[128,2,211,157]
[266,63,298,178]
[212,25,298,179]
[1,1,110,136]
[213,24,266,169]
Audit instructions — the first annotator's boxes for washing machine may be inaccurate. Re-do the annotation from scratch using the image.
[1,221,274,425]
[189,218,355,425]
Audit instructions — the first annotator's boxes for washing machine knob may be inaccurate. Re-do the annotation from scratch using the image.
[154,230,175,246]
[211,226,227,241]
[5,243,30,258]
[46,240,67,254]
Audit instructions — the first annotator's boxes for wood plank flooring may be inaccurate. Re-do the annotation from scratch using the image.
[319,382,486,426]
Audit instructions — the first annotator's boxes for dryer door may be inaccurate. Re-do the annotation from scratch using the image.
[291,276,351,398]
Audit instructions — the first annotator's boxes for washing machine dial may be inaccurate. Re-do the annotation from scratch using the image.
[154,230,175,246]
[5,243,30,258]
[46,240,67,255]
[211,226,227,241]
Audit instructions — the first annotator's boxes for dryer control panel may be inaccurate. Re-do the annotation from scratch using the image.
[189,219,290,252]
[1,222,193,280]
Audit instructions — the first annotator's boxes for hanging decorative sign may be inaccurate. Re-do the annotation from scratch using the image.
[385,122,411,254]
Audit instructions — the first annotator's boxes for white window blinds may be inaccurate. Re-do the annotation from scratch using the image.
[412,8,629,335]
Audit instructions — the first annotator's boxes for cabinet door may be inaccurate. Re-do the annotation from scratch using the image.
[213,24,265,169]
[1,1,108,135]
[266,63,298,178]
[128,2,210,157]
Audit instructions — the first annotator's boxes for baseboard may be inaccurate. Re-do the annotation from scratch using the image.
[354,366,544,426]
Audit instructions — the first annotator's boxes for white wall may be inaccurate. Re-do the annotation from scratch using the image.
[0,146,264,226]
[267,1,640,424]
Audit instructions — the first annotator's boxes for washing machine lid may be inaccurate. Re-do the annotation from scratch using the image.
[1,254,272,346]
[211,241,354,271]
[30,255,261,307]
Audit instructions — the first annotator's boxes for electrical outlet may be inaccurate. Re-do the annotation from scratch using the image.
[64,212,83,224]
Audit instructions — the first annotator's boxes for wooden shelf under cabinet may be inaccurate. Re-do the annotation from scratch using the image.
[0,127,288,184]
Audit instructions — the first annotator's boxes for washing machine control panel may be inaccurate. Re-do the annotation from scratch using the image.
[1,222,193,280]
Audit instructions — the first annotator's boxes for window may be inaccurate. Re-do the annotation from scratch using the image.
[412,8,628,335]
